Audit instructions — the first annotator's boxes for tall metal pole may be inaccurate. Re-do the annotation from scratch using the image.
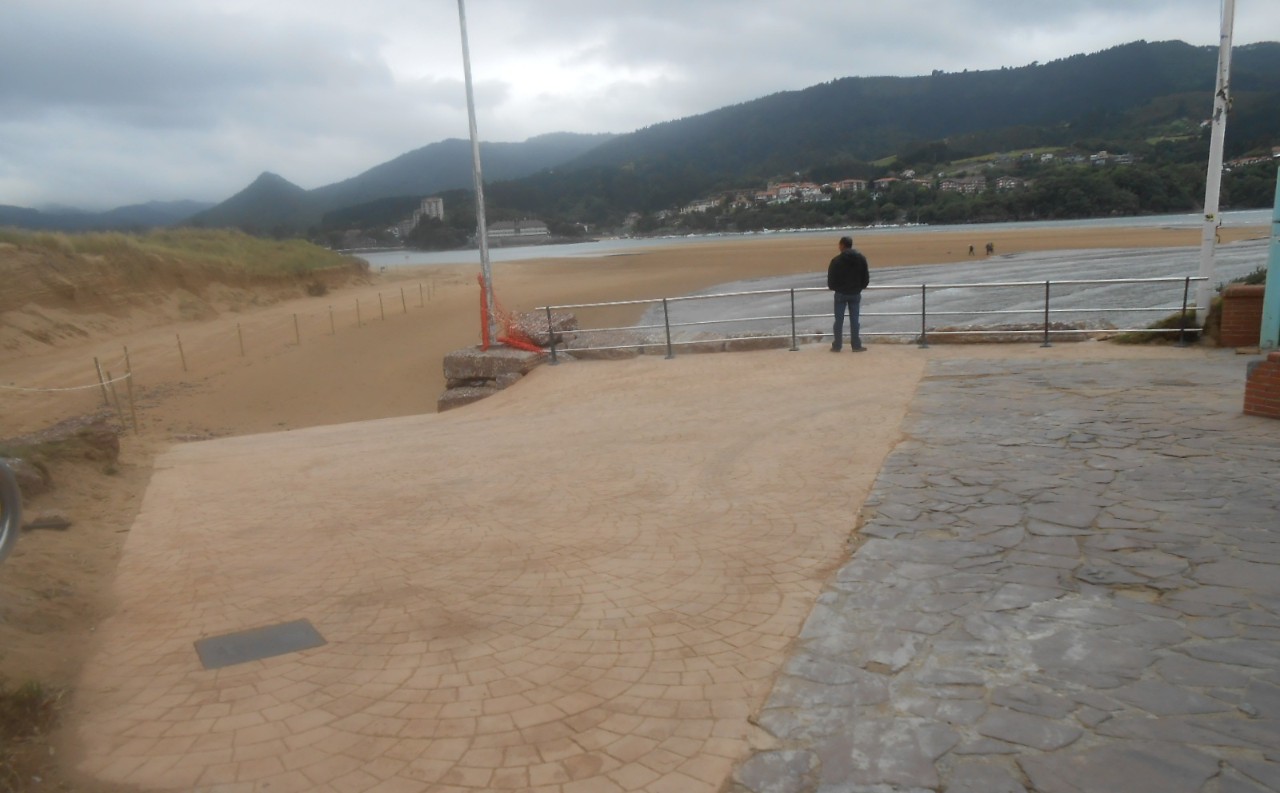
[456,0,498,344]
[1195,0,1235,321]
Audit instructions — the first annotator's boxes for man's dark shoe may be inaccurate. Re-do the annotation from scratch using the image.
[830,345,841,352]
[851,346,867,352]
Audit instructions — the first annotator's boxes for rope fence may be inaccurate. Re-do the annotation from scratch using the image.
[1,280,443,438]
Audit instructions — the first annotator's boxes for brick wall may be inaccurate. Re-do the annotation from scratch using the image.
[1220,284,1266,347]
[1244,351,1280,419]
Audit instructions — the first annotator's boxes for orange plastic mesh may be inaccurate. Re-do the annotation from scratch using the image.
[478,274,543,352]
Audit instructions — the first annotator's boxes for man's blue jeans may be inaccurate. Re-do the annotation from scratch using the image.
[832,291,862,350]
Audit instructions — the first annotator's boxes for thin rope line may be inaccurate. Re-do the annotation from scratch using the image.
[0,372,131,393]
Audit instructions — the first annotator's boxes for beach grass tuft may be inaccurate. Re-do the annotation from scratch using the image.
[0,227,355,278]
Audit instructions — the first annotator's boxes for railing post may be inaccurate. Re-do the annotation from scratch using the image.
[663,298,675,359]
[1176,276,1192,348]
[545,306,559,365]
[918,284,929,348]
[1041,280,1052,348]
[789,288,798,351]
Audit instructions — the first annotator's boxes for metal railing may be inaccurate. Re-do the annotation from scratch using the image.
[538,275,1206,362]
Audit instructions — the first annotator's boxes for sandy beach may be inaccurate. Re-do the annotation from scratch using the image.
[0,221,1270,790]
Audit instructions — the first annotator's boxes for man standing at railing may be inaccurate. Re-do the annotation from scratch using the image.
[828,235,870,352]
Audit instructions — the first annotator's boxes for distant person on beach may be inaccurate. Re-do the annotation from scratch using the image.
[827,236,870,352]
[969,244,975,256]
[985,242,995,255]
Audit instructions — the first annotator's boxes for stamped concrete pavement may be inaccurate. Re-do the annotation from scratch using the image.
[732,351,1280,793]
[70,346,924,793]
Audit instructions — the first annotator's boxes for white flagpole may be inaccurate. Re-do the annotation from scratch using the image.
[1195,0,1236,322]
[456,0,498,345]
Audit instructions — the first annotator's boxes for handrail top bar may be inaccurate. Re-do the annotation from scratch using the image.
[537,275,1209,312]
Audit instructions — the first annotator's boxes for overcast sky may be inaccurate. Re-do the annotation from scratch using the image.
[3,1,1278,211]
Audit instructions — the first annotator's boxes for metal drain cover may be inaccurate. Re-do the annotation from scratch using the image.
[194,619,326,670]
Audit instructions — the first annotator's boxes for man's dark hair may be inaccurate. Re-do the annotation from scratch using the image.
[839,236,853,249]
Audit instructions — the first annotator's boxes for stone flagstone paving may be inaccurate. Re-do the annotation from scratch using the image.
[732,354,1280,793]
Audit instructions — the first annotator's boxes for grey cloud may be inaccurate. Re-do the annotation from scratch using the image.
[1,0,1278,209]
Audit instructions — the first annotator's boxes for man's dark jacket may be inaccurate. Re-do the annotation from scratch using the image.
[828,249,870,294]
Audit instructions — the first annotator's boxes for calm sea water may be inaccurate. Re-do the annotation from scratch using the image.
[358,208,1274,270]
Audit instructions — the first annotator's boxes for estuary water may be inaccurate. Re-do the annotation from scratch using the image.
[358,208,1274,271]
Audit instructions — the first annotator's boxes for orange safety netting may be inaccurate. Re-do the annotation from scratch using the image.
[478,274,544,353]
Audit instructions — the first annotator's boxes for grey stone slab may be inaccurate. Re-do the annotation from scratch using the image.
[1001,565,1067,589]
[1096,619,1190,648]
[934,572,1000,593]
[951,737,1021,755]
[1184,640,1279,669]
[916,666,987,686]
[1155,654,1252,688]
[980,526,1027,548]
[813,719,958,791]
[1202,718,1280,750]
[1085,533,1154,552]
[1027,502,1100,529]
[1018,742,1219,793]
[976,707,1083,750]
[1031,631,1155,679]
[785,655,885,687]
[894,613,955,636]
[908,699,988,726]
[1007,550,1081,570]
[733,750,817,793]
[991,684,1075,719]
[944,761,1028,793]
[1075,560,1151,585]
[1019,536,1082,557]
[1095,716,1259,748]
[1196,560,1280,595]
[1229,759,1280,792]
[767,675,891,710]
[1041,593,1143,625]
[983,583,1064,611]
[1109,680,1234,716]
[1027,519,1092,537]
[1242,680,1280,720]
[1185,616,1239,639]
[1218,769,1276,793]
[755,706,857,743]
[960,504,1025,528]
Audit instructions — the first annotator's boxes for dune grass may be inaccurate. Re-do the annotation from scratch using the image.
[0,227,356,277]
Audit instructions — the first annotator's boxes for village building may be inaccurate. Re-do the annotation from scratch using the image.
[394,196,446,236]
[488,219,550,238]
[939,176,987,194]
[829,179,868,193]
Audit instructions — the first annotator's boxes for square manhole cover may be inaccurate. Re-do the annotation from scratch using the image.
[194,619,326,670]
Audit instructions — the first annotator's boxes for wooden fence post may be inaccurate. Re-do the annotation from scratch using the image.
[123,347,139,434]
[93,357,110,406]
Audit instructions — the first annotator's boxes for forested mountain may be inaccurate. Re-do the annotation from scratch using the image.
[0,200,213,232]
[186,133,613,233]
[481,40,1280,223]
